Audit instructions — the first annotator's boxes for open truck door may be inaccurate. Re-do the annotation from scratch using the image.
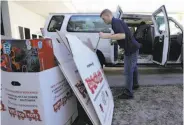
[152,5,170,65]
[114,5,123,18]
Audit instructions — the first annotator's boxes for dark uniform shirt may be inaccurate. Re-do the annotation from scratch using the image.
[111,17,140,56]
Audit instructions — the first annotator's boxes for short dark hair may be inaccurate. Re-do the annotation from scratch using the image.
[100,9,112,17]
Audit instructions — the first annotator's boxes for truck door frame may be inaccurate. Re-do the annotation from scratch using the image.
[152,5,170,65]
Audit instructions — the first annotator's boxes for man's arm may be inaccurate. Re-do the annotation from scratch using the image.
[100,19,126,40]
[99,32,125,40]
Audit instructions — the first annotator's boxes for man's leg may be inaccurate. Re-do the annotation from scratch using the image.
[125,55,134,95]
[133,50,139,90]
[118,54,134,99]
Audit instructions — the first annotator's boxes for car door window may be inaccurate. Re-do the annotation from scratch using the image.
[67,15,111,33]
[154,12,166,33]
[169,20,182,35]
[48,16,64,32]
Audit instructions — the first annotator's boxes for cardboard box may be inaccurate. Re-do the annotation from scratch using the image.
[1,39,57,72]
[52,33,101,125]
[66,34,114,125]
[1,66,78,125]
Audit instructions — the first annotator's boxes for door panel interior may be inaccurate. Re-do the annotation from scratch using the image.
[169,34,182,60]
[168,19,183,61]
[152,36,164,62]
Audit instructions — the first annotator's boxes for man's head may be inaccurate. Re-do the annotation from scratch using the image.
[100,9,113,24]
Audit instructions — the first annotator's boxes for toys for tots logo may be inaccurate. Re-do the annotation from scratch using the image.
[53,89,73,112]
[85,69,103,94]
[8,107,42,121]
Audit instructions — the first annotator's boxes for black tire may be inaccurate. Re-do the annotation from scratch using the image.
[96,49,105,68]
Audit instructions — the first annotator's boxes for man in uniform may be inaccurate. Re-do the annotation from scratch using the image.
[99,9,140,99]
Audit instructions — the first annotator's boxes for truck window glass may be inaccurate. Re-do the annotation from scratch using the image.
[169,20,182,35]
[48,16,64,32]
[155,12,165,33]
[67,15,111,33]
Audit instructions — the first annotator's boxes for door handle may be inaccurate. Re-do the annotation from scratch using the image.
[159,36,164,42]
[159,37,162,42]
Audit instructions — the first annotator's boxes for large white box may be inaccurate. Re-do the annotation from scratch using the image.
[52,33,101,125]
[1,66,78,125]
[66,34,114,125]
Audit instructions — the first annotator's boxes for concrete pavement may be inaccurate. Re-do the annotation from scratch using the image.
[104,66,183,87]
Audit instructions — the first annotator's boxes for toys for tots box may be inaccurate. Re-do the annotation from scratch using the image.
[1,39,56,72]
[1,67,78,125]
[1,39,78,125]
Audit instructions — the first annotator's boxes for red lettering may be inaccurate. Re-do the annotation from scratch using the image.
[85,77,97,94]
[8,107,16,117]
[93,72,97,83]
[17,111,26,120]
[8,108,41,121]
[32,109,42,121]
[85,70,104,94]
[62,96,67,106]
[53,90,73,113]
[53,99,61,112]
[98,70,103,83]
[24,109,42,121]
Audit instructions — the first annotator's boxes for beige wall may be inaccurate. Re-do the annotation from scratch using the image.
[7,1,46,39]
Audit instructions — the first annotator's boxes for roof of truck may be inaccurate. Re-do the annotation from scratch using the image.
[49,13,100,15]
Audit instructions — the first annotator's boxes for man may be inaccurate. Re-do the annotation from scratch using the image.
[99,9,140,99]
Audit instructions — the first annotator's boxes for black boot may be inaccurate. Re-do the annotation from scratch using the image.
[133,84,140,90]
[117,88,133,99]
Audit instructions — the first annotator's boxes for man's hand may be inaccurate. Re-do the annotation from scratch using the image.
[99,32,110,39]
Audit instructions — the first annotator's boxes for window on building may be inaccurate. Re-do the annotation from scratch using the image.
[67,15,111,33]
[18,26,24,39]
[48,16,64,32]
[32,34,37,39]
[1,11,5,35]
[24,28,30,39]
[39,35,43,38]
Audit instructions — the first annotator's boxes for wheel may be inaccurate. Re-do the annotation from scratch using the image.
[96,50,105,68]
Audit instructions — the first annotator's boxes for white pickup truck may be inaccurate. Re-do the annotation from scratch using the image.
[43,5,183,67]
